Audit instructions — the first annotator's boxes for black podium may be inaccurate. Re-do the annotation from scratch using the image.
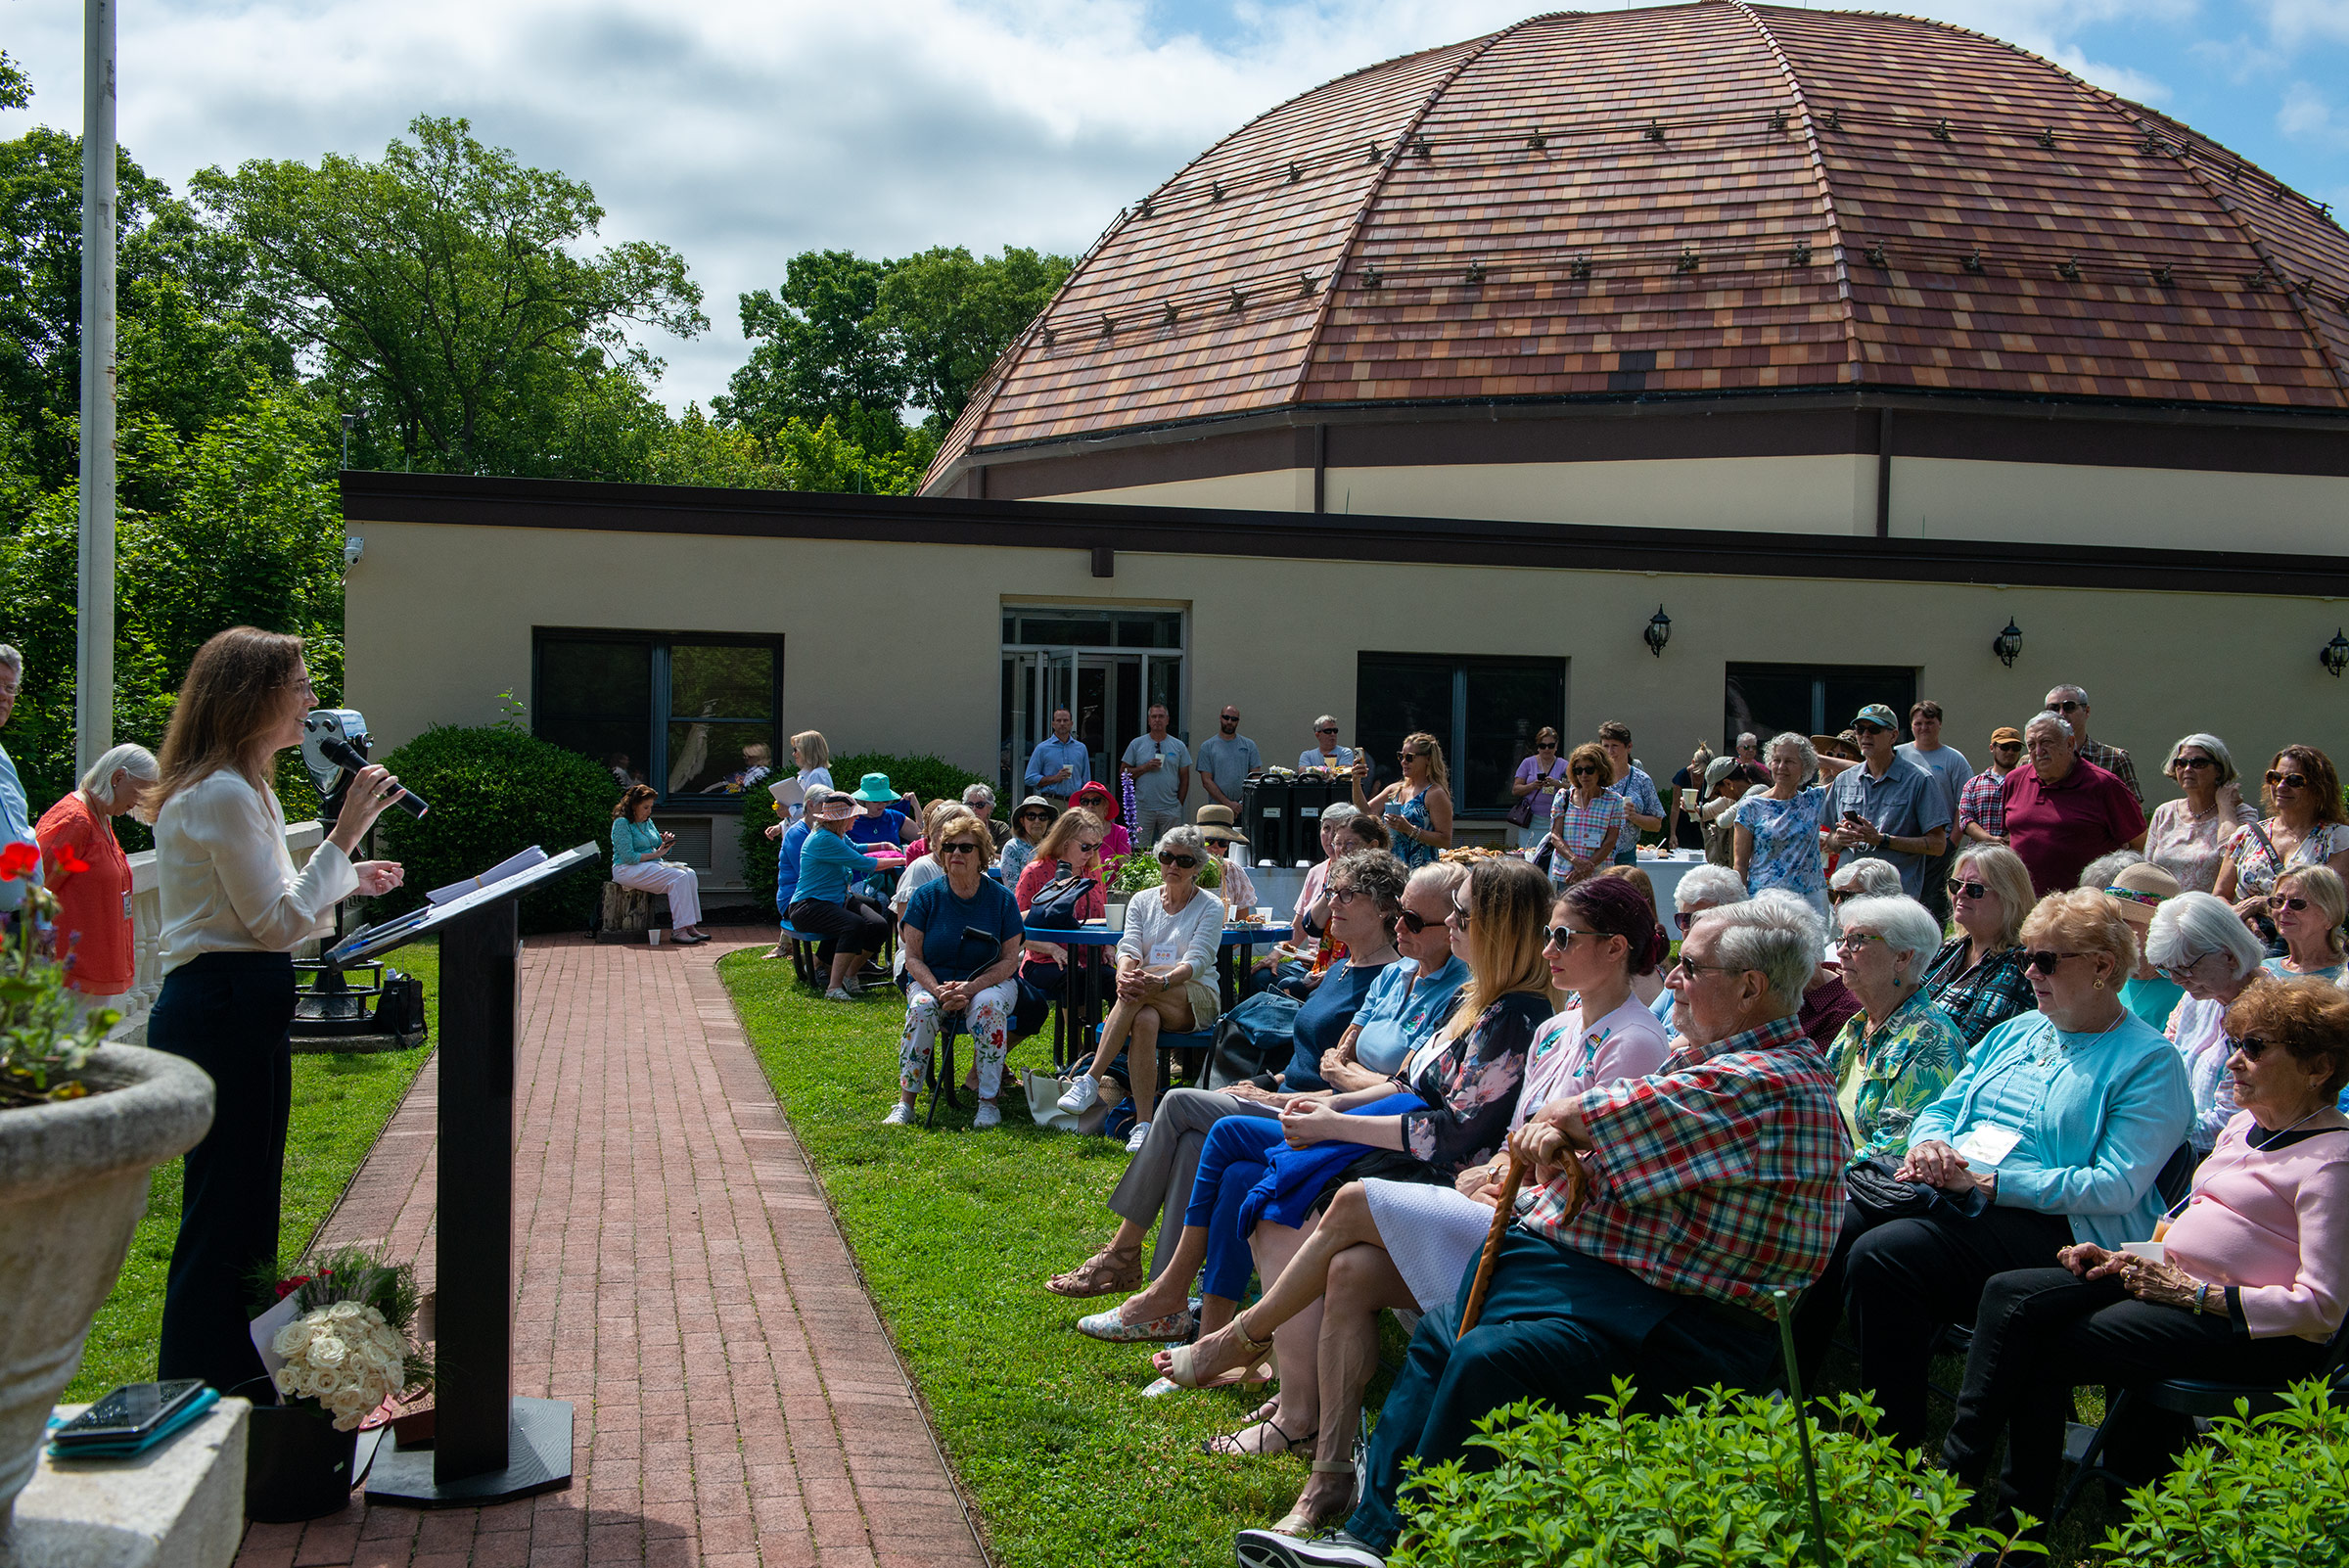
[322,842,601,1507]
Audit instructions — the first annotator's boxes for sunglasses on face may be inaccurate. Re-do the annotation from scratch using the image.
[1570,765,1600,777]
[1449,898,1473,926]
[2046,700,2084,713]
[2271,895,2311,913]
[1158,853,1199,868]
[1398,907,1437,934]
[2267,771,2311,789]
[1543,926,1598,948]
[1993,743,2022,755]
[2232,1035,2274,1062]
[1076,841,1102,854]
[941,842,982,856]
[1316,726,1339,735]
[1675,910,1701,933]
[2023,949,2087,975]
[2174,757,2215,771]
[1853,724,1889,738]
[1827,889,1858,904]
[1948,879,1991,900]
[1537,741,1557,750]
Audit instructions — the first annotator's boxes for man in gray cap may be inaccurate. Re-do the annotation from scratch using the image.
[1823,703,1947,899]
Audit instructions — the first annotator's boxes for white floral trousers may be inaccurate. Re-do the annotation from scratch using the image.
[898,978,1018,1099]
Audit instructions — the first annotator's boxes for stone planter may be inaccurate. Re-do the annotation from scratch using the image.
[0,1044,215,1522]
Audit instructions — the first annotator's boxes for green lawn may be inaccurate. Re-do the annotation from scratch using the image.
[718,950,1334,1568]
[68,941,440,1401]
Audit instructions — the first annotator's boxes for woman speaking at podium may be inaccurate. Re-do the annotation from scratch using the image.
[149,627,409,1395]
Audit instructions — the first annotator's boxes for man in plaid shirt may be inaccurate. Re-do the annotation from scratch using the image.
[1245,900,1849,1568]
[1958,726,2024,845]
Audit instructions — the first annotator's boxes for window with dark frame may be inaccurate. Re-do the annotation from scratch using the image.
[533,630,783,809]
[1355,654,1568,816]
[1725,663,1917,751]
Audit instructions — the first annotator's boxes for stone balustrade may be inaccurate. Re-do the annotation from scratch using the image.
[113,821,325,1041]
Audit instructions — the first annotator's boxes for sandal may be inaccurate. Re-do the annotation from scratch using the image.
[1266,1462,1358,1536]
[1045,1245,1144,1299]
[1160,1315,1275,1390]
[1201,1415,1316,1457]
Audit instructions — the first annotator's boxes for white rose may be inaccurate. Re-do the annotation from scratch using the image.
[309,1368,342,1396]
[272,1367,299,1397]
[309,1337,347,1368]
[328,1301,365,1322]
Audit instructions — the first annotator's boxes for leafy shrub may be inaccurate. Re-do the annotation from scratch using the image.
[735,750,994,911]
[2097,1378,2347,1566]
[370,724,614,933]
[1392,1380,2023,1568]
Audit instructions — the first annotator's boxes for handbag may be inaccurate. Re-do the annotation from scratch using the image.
[1843,1155,1942,1223]
[1028,870,1097,930]
[1505,763,1564,829]
[1207,992,1305,1088]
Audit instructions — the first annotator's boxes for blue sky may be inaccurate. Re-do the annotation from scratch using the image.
[0,0,2342,409]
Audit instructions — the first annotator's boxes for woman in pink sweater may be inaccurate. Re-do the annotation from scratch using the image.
[1941,975,2348,1540]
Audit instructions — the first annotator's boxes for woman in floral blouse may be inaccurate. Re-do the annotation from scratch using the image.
[1921,845,2040,1049]
[2142,733,2259,895]
[2213,745,2349,907]
[1733,732,1833,919]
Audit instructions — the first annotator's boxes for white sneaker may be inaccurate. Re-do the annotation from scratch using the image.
[1234,1528,1386,1568]
[882,1102,915,1126]
[1124,1121,1151,1154]
[973,1101,1002,1130]
[1056,1076,1101,1115]
[825,987,854,1002]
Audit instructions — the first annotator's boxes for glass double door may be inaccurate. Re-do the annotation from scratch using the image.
[1001,648,1183,797]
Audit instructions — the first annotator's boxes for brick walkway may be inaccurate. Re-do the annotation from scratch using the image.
[234,930,989,1568]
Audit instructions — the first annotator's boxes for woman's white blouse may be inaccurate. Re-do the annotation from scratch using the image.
[157,769,357,973]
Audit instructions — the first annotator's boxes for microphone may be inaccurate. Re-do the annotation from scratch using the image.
[318,736,430,818]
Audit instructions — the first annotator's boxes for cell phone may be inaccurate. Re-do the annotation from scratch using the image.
[50,1380,207,1447]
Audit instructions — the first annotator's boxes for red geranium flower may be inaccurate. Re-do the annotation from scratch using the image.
[58,851,89,875]
[0,843,37,880]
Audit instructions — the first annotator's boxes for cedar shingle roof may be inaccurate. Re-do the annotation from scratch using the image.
[925,1,2349,490]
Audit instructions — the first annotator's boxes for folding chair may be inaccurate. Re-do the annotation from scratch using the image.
[923,1013,966,1130]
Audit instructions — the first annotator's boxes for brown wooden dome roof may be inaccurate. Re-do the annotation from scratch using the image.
[925,0,2349,492]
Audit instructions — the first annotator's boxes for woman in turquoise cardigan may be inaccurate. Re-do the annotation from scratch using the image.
[1840,889,2191,1453]
[611,784,709,944]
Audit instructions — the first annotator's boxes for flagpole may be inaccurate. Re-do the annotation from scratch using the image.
[77,0,116,772]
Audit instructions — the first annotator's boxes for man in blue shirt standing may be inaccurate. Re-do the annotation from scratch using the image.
[1826,703,1949,899]
[1025,707,1090,811]
[0,647,37,928]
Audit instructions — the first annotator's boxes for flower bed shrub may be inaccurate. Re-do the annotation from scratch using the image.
[1392,1380,2022,1568]
[2096,1378,2347,1567]
[737,750,994,912]
[371,724,614,933]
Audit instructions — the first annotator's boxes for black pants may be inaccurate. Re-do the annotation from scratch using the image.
[1789,1200,1868,1390]
[150,951,297,1398]
[1843,1202,2076,1453]
[1943,1268,2327,1529]
[787,894,891,964]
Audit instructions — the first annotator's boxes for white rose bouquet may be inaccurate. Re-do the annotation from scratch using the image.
[253,1246,433,1432]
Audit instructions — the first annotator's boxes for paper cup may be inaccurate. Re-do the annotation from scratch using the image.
[1107,901,1128,932]
[2121,1240,2166,1264]
[648,928,663,946]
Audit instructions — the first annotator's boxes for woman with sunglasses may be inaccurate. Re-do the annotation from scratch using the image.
[2144,891,2274,1157]
[1057,825,1226,1151]
[2261,864,2348,983]
[1920,846,2040,1049]
[1353,731,1453,869]
[1942,977,2348,1547]
[1510,728,1570,851]
[1839,890,2192,1455]
[997,794,1056,886]
[1732,732,1834,919]
[1541,741,1624,891]
[887,807,1027,1130]
[2142,733,2257,895]
[2214,745,2349,909]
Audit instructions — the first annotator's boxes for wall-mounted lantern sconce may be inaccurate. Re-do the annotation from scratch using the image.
[1643,605,1672,659]
[1993,619,2022,669]
[2324,629,2349,678]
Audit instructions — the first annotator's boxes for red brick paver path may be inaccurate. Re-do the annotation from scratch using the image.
[236,930,989,1568]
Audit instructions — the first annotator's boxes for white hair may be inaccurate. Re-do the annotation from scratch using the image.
[78,743,159,807]
[2046,684,2090,706]
[1766,732,1819,776]
[2144,891,2267,982]
[2025,713,2075,743]
[1321,802,1361,830]
[1836,895,1945,976]
[1829,858,1904,899]
[2162,732,2238,790]
[0,643,19,673]
[1694,897,1819,1011]
[2078,850,2144,890]
[1156,823,1209,860]
[1676,863,1748,910]
[962,783,996,810]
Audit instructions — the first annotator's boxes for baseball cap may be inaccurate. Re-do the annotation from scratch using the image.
[1851,704,1900,731]
[1990,726,2024,746]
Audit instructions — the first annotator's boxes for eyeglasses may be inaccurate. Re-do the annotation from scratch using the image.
[1536,741,1557,750]
[2155,951,2215,982]
[1449,897,1472,926]
[2267,771,2312,789]
[2174,757,2215,771]
[1852,723,1889,737]
[940,842,982,856]
[1948,879,1991,900]
[2022,949,2087,975]
[1075,841,1102,854]
[1992,742,2022,755]
[1835,931,1888,952]
[1221,714,1240,722]
[1158,853,1199,868]
[2271,896,2311,913]
[1316,726,1339,735]
[1330,887,1361,907]
[1675,910,1701,933]
[1398,907,1436,934]
[1670,954,1751,979]
[2046,700,2084,713]
[2232,1035,2273,1062]
[1827,889,1859,905]
[1543,926,1599,948]
[1569,765,1601,778]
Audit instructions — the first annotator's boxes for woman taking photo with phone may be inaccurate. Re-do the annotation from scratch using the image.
[1353,732,1452,869]
[149,627,409,1396]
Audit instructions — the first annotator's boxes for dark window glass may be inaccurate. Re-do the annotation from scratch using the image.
[532,631,779,808]
[537,639,651,787]
[1725,664,1915,750]
[670,644,772,720]
[1356,655,1563,814]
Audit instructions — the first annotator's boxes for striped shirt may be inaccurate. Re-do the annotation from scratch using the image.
[1521,1012,1851,1311]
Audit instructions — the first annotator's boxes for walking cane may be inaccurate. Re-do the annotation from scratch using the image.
[1457,1144,1590,1335]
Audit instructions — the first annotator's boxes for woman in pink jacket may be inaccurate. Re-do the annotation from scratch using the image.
[1942,975,2348,1539]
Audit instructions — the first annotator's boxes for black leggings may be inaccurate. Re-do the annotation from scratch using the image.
[149,950,298,1397]
[787,894,891,962]
[1943,1268,2328,1528]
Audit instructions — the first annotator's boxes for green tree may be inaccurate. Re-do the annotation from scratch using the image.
[713,249,901,442]
[876,245,1071,429]
[192,115,707,477]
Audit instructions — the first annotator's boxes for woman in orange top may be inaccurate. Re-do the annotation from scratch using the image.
[36,742,159,1011]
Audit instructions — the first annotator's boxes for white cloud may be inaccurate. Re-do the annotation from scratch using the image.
[2255,0,2349,46]
[2279,80,2348,144]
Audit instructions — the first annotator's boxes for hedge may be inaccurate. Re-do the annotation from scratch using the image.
[369,724,616,934]
[736,750,995,912]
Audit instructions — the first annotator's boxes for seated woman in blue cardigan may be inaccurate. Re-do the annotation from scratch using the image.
[1840,888,2191,1454]
[611,784,709,943]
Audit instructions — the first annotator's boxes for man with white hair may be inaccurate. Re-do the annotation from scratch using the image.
[2004,712,2145,897]
[1298,716,1355,773]
[0,646,36,927]
[2042,683,2139,807]
[1247,899,1850,1568]
[961,783,1009,851]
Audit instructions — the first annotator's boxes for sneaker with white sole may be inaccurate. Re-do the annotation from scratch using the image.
[1124,1121,1151,1154]
[1056,1075,1101,1115]
[825,987,855,1002]
[1233,1528,1386,1568]
[881,1102,915,1126]
[973,1101,1002,1130]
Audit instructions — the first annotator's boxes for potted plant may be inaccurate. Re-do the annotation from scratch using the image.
[0,844,217,1522]
[1103,843,1220,930]
[243,1246,433,1522]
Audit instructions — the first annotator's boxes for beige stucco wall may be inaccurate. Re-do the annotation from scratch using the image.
[1028,454,2349,547]
[345,518,2349,862]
